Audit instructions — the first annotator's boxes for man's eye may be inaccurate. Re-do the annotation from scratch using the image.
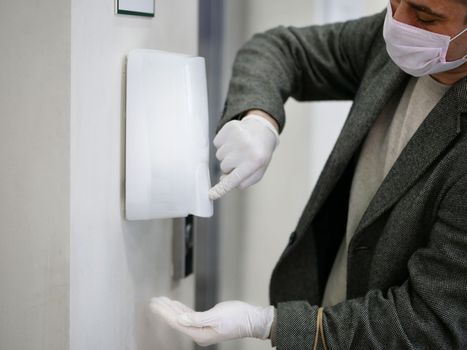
[416,16,436,24]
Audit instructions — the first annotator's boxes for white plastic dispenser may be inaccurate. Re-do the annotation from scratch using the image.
[125,49,213,220]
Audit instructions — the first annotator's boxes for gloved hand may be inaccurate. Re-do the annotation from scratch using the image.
[209,112,280,200]
[149,297,275,347]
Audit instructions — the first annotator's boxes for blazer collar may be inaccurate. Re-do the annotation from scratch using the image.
[352,73,466,241]
[295,63,465,242]
[453,76,467,114]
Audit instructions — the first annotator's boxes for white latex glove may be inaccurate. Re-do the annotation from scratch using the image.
[209,114,280,200]
[149,297,275,347]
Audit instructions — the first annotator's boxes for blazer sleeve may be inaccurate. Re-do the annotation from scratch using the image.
[274,173,467,349]
[216,10,386,135]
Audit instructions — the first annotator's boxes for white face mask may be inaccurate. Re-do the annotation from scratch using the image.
[383,2,467,77]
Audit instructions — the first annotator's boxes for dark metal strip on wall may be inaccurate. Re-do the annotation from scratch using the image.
[195,1,224,350]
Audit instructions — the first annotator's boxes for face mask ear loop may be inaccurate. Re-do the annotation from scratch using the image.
[450,28,467,42]
[449,28,467,59]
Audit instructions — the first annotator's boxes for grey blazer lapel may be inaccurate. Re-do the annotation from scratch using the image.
[353,77,467,240]
[295,60,407,236]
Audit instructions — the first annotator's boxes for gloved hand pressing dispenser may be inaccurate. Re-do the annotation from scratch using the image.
[209,113,280,200]
[149,296,275,346]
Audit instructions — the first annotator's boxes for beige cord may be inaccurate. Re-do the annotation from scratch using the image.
[312,307,329,350]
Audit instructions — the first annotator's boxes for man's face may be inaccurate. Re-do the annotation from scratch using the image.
[390,0,467,61]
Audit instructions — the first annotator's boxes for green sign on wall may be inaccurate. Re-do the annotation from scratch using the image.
[116,0,155,17]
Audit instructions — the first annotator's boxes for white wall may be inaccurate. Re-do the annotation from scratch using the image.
[0,1,71,349]
[70,1,199,350]
[218,1,386,350]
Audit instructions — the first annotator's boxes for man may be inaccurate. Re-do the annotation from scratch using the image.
[151,0,467,348]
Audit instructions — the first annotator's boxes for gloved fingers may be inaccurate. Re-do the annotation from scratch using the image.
[238,169,264,189]
[150,297,181,317]
[219,154,239,174]
[209,174,227,200]
[215,144,231,162]
[210,163,258,200]
[149,296,172,311]
[219,148,261,174]
[176,309,226,347]
[156,297,193,316]
[208,185,222,201]
[150,298,222,344]
[171,300,195,314]
[153,297,220,328]
[177,321,221,347]
[177,309,219,328]
[212,130,225,149]
[209,167,245,200]
[149,297,183,331]
[212,174,228,192]
[208,176,235,200]
[213,120,239,148]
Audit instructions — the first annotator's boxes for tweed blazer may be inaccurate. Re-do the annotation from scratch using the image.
[215,9,467,350]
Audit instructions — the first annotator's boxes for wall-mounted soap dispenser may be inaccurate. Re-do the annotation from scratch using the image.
[125,49,213,279]
[125,49,213,220]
